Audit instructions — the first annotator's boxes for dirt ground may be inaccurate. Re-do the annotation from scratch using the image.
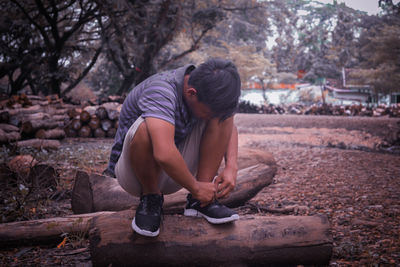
[1,114,399,266]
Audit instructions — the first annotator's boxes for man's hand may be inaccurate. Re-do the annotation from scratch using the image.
[214,166,237,199]
[192,181,216,206]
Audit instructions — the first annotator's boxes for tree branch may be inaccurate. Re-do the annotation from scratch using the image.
[61,43,103,97]
[11,0,52,47]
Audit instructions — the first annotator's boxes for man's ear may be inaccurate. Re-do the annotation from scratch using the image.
[187,87,197,96]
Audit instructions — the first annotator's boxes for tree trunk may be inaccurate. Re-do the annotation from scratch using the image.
[89,210,333,266]
[71,148,277,214]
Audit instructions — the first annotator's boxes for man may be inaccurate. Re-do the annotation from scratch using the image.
[105,58,241,237]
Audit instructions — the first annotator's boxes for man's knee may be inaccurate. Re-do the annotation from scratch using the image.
[205,117,233,137]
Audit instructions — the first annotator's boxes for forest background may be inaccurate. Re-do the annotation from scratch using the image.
[1,0,399,101]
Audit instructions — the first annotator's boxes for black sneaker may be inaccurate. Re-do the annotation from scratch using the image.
[184,194,239,224]
[132,194,163,237]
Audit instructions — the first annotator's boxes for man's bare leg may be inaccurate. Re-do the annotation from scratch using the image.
[196,117,234,182]
[129,121,161,195]
[129,121,164,237]
[183,116,239,224]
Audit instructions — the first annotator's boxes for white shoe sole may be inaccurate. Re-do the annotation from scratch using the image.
[184,208,239,224]
[131,218,160,237]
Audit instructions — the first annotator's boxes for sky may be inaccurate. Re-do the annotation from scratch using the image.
[317,0,400,15]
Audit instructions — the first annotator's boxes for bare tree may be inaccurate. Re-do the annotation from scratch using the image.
[1,0,103,96]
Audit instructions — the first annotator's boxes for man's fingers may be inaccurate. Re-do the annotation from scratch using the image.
[216,182,234,199]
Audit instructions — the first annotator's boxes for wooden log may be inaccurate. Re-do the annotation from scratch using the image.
[107,109,119,121]
[70,118,82,131]
[106,127,116,138]
[71,149,277,214]
[0,129,21,143]
[7,154,37,177]
[88,116,100,130]
[23,112,51,121]
[79,125,92,138]
[21,119,59,135]
[48,108,68,116]
[89,210,332,266]
[64,127,77,138]
[95,106,107,120]
[16,139,61,149]
[51,114,69,121]
[67,108,81,119]
[0,211,115,247]
[0,111,10,123]
[94,128,106,138]
[25,95,46,101]
[0,123,19,132]
[101,119,113,132]
[101,102,121,112]
[83,106,98,117]
[5,105,42,116]
[80,110,91,124]
[35,128,66,140]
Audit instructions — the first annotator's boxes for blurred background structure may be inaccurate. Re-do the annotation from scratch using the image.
[1,0,399,106]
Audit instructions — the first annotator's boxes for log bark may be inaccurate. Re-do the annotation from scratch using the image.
[80,110,91,124]
[67,108,81,119]
[22,112,51,121]
[89,210,332,266]
[79,125,92,138]
[95,107,107,120]
[70,118,82,131]
[51,114,69,121]
[16,139,61,149]
[64,127,77,137]
[106,127,116,138]
[88,116,100,130]
[94,128,106,138]
[0,123,19,132]
[0,129,21,143]
[21,119,59,135]
[0,111,10,123]
[107,109,119,120]
[35,128,66,140]
[71,149,277,214]
[101,119,113,132]
[5,105,42,116]
[0,212,87,245]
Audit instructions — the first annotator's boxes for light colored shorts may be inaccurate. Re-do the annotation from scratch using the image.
[115,116,205,197]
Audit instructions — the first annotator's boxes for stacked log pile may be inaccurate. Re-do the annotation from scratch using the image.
[0,94,122,148]
[239,101,400,118]
[64,103,120,138]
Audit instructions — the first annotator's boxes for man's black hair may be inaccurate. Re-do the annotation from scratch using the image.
[188,58,241,120]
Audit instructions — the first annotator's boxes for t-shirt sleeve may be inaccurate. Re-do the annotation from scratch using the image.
[137,84,176,125]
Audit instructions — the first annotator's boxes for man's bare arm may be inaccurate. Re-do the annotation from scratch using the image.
[145,117,216,204]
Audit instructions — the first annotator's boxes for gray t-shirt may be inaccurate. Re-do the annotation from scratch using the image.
[106,65,197,177]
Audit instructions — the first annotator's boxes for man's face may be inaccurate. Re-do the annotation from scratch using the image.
[183,87,214,120]
[189,98,214,120]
